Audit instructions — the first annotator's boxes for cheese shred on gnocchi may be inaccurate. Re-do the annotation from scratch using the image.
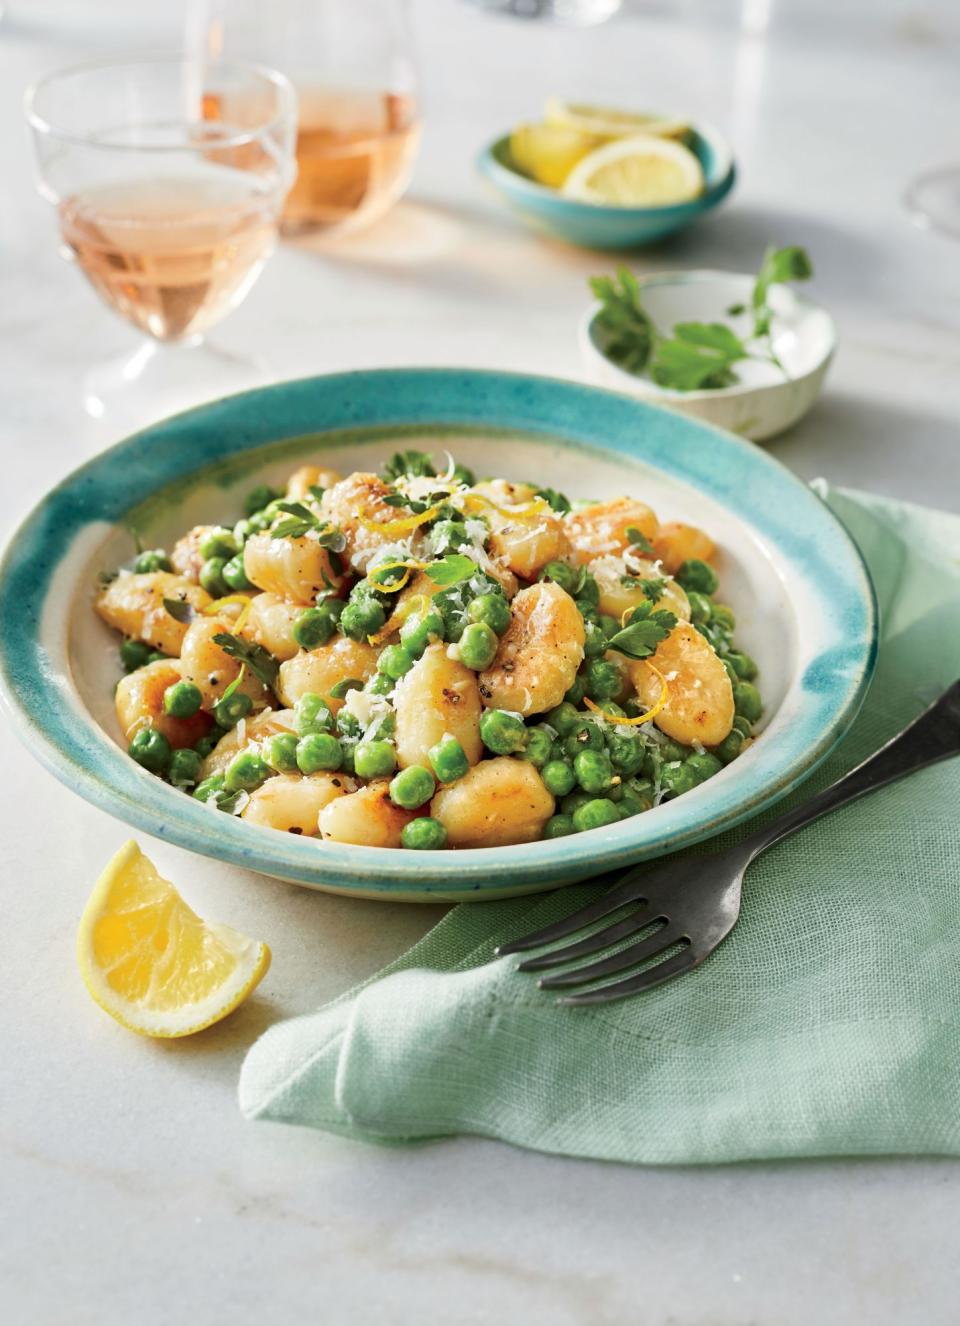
[95,449,762,850]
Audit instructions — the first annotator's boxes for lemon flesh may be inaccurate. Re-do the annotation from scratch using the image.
[562,135,704,207]
[509,122,603,189]
[77,840,271,1038]
[544,97,691,141]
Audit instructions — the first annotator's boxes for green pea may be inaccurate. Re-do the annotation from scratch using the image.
[193,726,227,759]
[576,573,600,607]
[199,556,229,598]
[199,527,239,560]
[400,608,445,657]
[564,673,587,705]
[212,691,252,729]
[521,727,553,770]
[458,622,498,671]
[686,590,712,625]
[340,597,386,640]
[128,727,171,774]
[336,709,363,739]
[561,790,594,816]
[365,672,394,696]
[225,750,271,793]
[574,599,599,622]
[596,699,626,719]
[119,639,151,673]
[244,484,280,517]
[296,732,343,774]
[401,816,448,850]
[377,644,415,681]
[710,603,736,631]
[543,814,576,839]
[133,549,172,574]
[233,519,253,546]
[616,790,648,818]
[329,675,362,701]
[574,749,615,795]
[162,680,202,719]
[563,723,604,757]
[711,729,743,765]
[722,657,739,683]
[193,772,226,804]
[353,740,397,780]
[607,731,646,775]
[144,651,166,665]
[659,761,699,799]
[546,701,580,737]
[430,518,471,551]
[542,760,576,797]
[539,560,578,595]
[584,658,622,702]
[166,748,202,789]
[389,765,435,810]
[582,619,608,659]
[676,558,719,595]
[732,714,753,737]
[733,681,763,722]
[599,614,619,640]
[467,593,511,636]
[339,744,356,775]
[222,554,253,592]
[726,650,758,681]
[686,751,723,783]
[479,709,527,755]
[294,693,334,735]
[263,732,300,773]
[293,606,334,650]
[658,737,689,763]
[572,798,621,833]
[429,734,469,784]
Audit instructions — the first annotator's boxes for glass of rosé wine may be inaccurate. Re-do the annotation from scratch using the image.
[25,57,297,424]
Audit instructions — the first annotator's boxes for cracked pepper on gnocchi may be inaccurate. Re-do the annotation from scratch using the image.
[96,449,762,850]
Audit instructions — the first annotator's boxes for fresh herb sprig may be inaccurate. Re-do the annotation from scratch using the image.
[590,246,814,392]
[269,501,347,552]
[211,633,280,689]
[605,602,677,659]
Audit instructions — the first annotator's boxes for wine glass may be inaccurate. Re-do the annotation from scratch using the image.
[905,166,960,240]
[191,0,420,238]
[25,57,297,425]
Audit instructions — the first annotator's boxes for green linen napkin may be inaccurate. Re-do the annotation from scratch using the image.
[239,485,960,1163]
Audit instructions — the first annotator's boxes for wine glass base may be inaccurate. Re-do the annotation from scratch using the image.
[904,165,960,239]
[83,338,272,434]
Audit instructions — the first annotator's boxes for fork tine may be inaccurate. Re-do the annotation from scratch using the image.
[495,868,648,956]
[538,924,680,989]
[557,944,699,1007]
[516,905,658,973]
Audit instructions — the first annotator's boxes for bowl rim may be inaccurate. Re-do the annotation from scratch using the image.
[0,368,877,898]
[477,119,736,216]
[580,268,838,401]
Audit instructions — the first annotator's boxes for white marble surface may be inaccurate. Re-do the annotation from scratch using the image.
[2,2,960,1323]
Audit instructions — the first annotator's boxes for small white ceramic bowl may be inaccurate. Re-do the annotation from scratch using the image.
[579,269,836,442]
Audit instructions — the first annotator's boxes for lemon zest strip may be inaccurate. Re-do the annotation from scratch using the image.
[204,594,253,633]
[583,663,669,726]
[358,506,441,535]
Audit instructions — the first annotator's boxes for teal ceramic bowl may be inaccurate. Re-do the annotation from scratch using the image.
[0,370,875,902]
[476,124,735,249]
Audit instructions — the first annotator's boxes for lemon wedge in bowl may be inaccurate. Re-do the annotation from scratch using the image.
[77,840,271,1038]
[545,98,691,141]
[509,122,603,188]
[562,135,704,207]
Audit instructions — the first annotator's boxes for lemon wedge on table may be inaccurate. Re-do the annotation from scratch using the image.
[508,122,604,188]
[544,97,691,141]
[77,841,270,1038]
[562,135,704,207]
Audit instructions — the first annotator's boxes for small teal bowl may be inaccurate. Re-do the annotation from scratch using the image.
[476,123,735,249]
[0,370,875,902]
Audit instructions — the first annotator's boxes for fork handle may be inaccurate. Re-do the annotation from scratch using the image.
[743,679,960,857]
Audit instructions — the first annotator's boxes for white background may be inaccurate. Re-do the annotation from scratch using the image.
[2,1,959,1323]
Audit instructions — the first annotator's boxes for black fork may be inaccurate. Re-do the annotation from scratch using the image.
[497,680,960,1006]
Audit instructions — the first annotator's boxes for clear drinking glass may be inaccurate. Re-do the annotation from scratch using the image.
[904,165,960,240]
[25,57,297,424]
[192,0,420,238]
[463,0,622,24]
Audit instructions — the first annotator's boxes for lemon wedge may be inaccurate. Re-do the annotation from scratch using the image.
[77,840,271,1038]
[561,135,704,207]
[509,122,604,189]
[544,98,691,141]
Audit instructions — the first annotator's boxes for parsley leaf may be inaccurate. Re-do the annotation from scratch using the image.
[650,322,749,391]
[750,245,813,363]
[625,525,655,556]
[621,575,667,601]
[308,484,326,503]
[381,450,437,482]
[423,553,476,587]
[532,486,572,515]
[211,633,279,690]
[269,501,347,551]
[589,269,656,375]
[606,606,677,659]
[163,597,198,624]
